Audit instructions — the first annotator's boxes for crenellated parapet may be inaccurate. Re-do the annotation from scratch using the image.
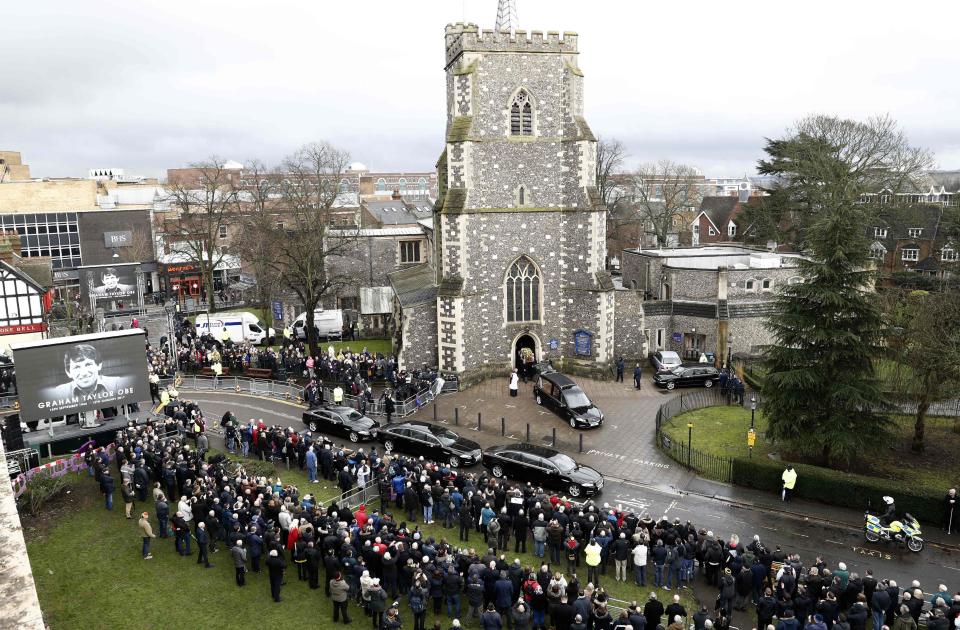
[445,22,578,68]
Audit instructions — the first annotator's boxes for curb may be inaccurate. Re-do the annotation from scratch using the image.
[679,487,960,553]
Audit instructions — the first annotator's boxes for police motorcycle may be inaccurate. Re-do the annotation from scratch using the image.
[864,496,923,553]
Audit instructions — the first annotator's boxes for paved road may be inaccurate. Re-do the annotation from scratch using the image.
[185,390,960,628]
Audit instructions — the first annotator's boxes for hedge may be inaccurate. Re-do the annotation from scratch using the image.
[731,457,944,526]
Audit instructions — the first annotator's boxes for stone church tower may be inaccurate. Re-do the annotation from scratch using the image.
[430,22,617,378]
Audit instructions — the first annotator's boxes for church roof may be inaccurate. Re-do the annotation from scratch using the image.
[388,264,437,308]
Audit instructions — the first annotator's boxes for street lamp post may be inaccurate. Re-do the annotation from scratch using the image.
[690,327,697,361]
[750,395,757,429]
[687,422,693,469]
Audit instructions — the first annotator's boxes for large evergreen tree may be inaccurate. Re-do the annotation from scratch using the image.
[757,115,931,466]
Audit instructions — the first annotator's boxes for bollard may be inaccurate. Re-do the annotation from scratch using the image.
[501,417,505,436]
[454,407,459,425]
[433,403,437,422]
[579,433,583,453]
[552,427,556,447]
[477,412,482,431]
[526,423,530,442]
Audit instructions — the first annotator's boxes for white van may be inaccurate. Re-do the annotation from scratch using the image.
[195,312,275,345]
[292,309,344,341]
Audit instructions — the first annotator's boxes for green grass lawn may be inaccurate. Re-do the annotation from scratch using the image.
[26,454,696,629]
[661,405,959,488]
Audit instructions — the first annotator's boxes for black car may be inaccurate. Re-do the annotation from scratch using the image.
[482,443,603,498]
[533,372,603,429]
[377,421,482,468]
[653,365,721,390]
[301,405,381,443]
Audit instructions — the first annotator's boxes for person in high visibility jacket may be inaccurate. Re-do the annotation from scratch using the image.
[781,465,797,502]
[584,538,603,587]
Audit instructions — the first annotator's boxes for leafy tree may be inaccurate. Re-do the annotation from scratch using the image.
[886,290,960,452]
[757,115,931,466]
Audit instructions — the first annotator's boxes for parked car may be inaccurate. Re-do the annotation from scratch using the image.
[533,372,603,429]
[482,442,603,498]
[377,421,482,468]
[301,405,381,443]
[653,365,721,390]
[649,350,682,373]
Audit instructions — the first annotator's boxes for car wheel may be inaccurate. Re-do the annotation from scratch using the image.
[491,465,505,478]
[383,439,395,453]
[536,395,542,405]
[704,380,713,388]
[569,418,577,429]
[666,382,676,390]
[448,455,460,468]
[349,431,359,443]
[308,421,319,432]
[568,484,582,498]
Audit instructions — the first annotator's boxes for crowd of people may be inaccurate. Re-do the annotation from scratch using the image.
[77,404,960,630]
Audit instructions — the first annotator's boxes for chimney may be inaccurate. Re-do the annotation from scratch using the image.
[392,188,402,200]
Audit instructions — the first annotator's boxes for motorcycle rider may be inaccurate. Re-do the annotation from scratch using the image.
[879,496,898,527]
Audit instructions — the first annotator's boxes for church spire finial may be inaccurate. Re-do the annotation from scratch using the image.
[494,0,518,32]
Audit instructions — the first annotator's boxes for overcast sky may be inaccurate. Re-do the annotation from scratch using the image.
[5,0,959,180]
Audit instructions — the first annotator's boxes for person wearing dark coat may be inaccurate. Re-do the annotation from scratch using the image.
[99,470,115,510]
[644,594,665,630]
[847,601,869,630]
[493,571,514,617]
[304,542,320,589]
[871,584,891,630]
[266,549,286,602]
[552,598,577,630]
[196,522,212,568]
[481,603,503,630]
[757,589,778,630]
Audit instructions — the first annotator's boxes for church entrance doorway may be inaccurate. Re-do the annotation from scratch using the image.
[514,333,538,381]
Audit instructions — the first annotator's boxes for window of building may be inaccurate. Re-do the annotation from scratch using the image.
[942,247,958,262]
[870,242,887,259]
[218,225,228,239]
[516,185,530,207]
[376,178,387,193]
[908,228,923,238]
[745,279,756,291]
[761,278,773,290]
[874,227,888,238]
[787,276,804,285]
[275,221,284,231]
[728,223,737,238]
[902,248,919,262]
[399,240,422,264]
[708,226,716,236]
[509,90,533,136]
[505,256,541,322]
[656,329,665,350]
[398,178,407,193]
[339,179,351,193]
[418,177,427,191]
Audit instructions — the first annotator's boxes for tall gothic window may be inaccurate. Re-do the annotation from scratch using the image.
[510,90,533,136]
[505,256,541,322]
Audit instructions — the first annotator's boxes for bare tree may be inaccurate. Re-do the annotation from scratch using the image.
[164,158,241,311]
[631,160,703,247]
[117,228,155,264]
[234,159,283,331]
[267,142,356,355]
[595,136,627,210]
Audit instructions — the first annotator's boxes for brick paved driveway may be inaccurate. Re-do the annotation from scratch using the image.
[409,374,696,490]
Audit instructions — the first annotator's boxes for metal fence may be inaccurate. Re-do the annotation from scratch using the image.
[654,388,747,483]
[323,478,380,511]
[161,375,435,420]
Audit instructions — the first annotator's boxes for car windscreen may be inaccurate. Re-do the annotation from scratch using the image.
[563,388,592,410]
[671,367,688,376]
[548,453,578,472]
[431,428,461,446]
[345,410,364,422]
